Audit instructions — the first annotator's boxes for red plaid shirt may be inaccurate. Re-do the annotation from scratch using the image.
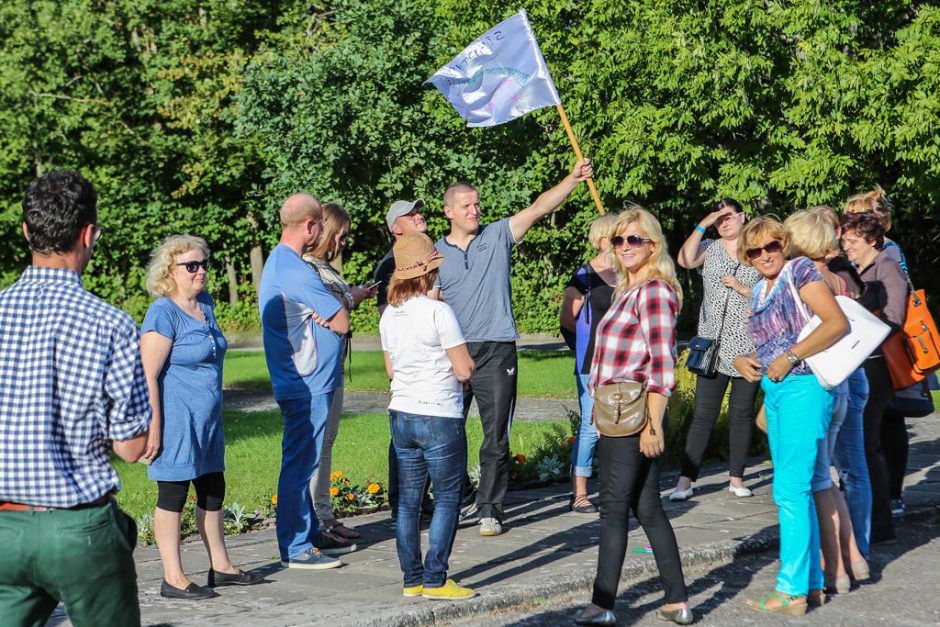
[589,279,678,397]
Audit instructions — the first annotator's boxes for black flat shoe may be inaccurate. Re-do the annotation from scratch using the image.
[207,568,266,587]
[570,496,598,514]
[160,580,219,600]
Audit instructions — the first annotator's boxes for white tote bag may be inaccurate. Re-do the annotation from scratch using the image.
[786,276,890,390]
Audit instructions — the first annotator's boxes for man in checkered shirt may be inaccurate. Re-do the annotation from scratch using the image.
[0,171,151,625]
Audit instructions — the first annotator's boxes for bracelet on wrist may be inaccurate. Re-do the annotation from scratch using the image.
[694,225,706,234]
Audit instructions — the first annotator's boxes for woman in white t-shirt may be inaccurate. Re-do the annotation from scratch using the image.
[380,232,476,601]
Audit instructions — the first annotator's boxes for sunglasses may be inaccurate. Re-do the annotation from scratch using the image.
[744,240,783,260]
[611,234,652,249]
[176,259,210,273]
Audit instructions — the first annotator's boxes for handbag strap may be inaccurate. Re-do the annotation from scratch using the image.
[784,267,812,324]
[712,262,740,341]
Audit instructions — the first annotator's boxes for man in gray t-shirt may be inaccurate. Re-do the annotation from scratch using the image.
[435,158,593,536]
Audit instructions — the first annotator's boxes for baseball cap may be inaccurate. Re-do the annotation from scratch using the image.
[385,199,425,230]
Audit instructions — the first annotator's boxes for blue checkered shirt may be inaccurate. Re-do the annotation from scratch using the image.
[0,266,151,507]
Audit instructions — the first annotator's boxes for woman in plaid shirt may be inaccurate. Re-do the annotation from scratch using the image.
[575,209,692,626]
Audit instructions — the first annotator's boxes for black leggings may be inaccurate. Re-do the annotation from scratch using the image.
[592,433,687,609]
[861,357,895,542]
[881,406,909,500]
[156,472,225,513]
[680,373,760,480]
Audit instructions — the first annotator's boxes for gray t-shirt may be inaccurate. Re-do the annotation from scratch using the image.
[435,218,519,342]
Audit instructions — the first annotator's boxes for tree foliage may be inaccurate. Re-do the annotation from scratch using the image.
[1,0,938,332]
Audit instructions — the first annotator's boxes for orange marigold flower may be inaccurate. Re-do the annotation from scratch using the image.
[559,441,567,449]
[346,493,355,502]
[367,483,381,494]
[271,495,278,505]
[329,487,340,497]
[333,470,343,479]
[567,435,576,444]
[515,454,527,463]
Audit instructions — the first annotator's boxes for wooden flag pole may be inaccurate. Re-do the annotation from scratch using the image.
[556,104,605,215]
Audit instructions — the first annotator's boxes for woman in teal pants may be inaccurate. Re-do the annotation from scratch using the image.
[733,217,848,615]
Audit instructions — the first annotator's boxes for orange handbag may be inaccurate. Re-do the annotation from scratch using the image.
[883,286,940,390]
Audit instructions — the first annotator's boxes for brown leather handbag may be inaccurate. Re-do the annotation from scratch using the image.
[591,380,649,437]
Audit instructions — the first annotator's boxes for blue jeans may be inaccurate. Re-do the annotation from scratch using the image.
[812,380,848,492]
[276,392,333,561]
[390,410,467,587]
[832,367,872,557]
[762,374,833,596]
[571,373,599,478]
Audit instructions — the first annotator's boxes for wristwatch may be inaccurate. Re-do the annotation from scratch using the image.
[785,350,800,367]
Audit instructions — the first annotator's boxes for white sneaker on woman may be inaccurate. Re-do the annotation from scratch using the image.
[728,485,753,497]
[669,486,694,502]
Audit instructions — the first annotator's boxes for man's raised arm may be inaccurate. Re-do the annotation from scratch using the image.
[509,158,593,241]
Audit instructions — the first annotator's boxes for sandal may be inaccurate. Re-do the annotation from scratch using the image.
[571,494,597,514]
[747,591,808,616]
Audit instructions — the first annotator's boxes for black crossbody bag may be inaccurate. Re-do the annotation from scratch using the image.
[686,263,740,378]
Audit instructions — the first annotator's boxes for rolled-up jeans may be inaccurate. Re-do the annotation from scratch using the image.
[832,367,872,557]
[571,373,599,478]
[390,410,467,588]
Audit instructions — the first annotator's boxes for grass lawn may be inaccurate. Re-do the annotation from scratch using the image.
[115,411,569,521]
[224,349,577,399]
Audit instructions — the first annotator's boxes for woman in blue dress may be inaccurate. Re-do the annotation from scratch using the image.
[141,235,263,600]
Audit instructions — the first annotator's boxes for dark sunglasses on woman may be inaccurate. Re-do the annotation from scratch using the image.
[611,234,652,249]
[177,259,210,273]
[744,240,783,260]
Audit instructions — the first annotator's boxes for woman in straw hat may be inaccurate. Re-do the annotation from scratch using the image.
[380,232,477,601]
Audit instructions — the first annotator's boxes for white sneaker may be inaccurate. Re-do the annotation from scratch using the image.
[280,548,342,570]
[479,517,503,536]
[669,486,694,502]
[728,485,753,497]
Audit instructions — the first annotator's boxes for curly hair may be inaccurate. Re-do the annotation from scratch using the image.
[839,210,885,249]
[22,171,97,254]
[146,234,210,297]
[844,186,892,231]
[737,215,790,266]
[607,208,683,307]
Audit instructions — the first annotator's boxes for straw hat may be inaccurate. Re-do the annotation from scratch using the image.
[392,232,444,280]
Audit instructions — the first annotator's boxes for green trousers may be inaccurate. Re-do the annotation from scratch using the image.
[0,500,140,627]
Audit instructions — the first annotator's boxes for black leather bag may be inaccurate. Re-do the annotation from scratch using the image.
[686,336,719,377]
[686,262,740,378]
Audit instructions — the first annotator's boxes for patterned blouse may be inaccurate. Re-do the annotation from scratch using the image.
[746,257,824,376]
[696,239,760,377]
[589,279,679,397]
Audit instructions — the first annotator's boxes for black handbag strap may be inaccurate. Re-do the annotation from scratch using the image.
[712,262,740,343]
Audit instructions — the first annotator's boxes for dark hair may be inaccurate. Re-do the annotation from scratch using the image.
[717,198,743,213]
[22,171,97,254]
[840,211,884,248]
[387,269,438,307]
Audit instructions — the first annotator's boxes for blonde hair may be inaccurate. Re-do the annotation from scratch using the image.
[608,208,683,307]
[307,202,351,261]
[785,209,838,259]
[146,234,210,297]
[844,186,892,231]
[809,205,840,231]
[737,216,789,265]
[588,213,619,249]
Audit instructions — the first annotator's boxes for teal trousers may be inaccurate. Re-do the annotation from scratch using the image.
[0,500,140,626]
[762,374,833,596]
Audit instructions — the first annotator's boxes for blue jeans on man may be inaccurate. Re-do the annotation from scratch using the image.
[276,392,333,561]
[390,410,467,587]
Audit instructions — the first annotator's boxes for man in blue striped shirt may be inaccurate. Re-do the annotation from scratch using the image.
[0,171,151,626]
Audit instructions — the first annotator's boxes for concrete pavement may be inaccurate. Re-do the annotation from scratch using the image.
[104,415,940,626]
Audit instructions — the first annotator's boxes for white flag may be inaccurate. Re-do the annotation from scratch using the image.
[426,10,561,127]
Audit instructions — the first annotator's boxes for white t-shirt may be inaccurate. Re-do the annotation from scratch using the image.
[379,295,466,418]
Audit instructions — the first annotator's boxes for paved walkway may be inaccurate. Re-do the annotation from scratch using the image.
[107,416,940,626]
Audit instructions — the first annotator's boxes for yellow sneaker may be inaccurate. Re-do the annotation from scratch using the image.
[422,579,476,600]
[403,584,423,597]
